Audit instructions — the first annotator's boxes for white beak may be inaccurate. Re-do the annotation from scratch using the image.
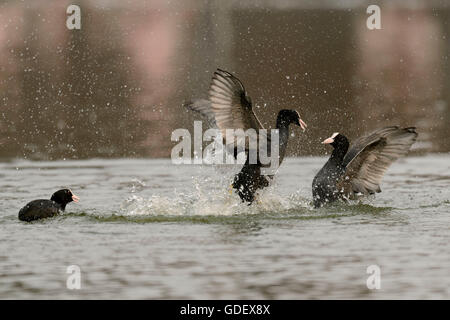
[298,118,307,132]
[322,132,339,144]
[72,194,80,203]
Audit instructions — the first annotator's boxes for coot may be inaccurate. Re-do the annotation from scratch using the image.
[312,126,417,208]
[18,189,80,222]
[187,69,307,203]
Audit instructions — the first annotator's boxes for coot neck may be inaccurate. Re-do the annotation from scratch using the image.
[51,201,66,211]
[329,143,348,166]
[275,117,291,147]
[276,115,290,130]
[51,196,67,211]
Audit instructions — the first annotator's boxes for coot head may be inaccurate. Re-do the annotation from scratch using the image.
[322,132,349,150]
[277,109,307,131]
[51,189,79,207]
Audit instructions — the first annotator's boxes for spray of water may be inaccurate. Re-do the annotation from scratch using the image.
[119,175,312,217]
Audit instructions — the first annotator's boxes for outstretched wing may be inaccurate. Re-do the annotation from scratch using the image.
[338,126,417,196]
[184,99,217,128]
[185,69,267,158]
[209,69,264,146]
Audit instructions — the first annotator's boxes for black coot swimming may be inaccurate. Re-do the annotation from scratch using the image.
[187,68,307,203]
[18,189,80,222]
[312,126,418,208]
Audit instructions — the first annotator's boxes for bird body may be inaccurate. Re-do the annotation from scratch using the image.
[19,199,62,222]
[232,110,302,202]
[312,153,347,206]
[232,160,270,203]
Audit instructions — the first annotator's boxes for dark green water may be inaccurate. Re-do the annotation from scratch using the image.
[0,156,449,299]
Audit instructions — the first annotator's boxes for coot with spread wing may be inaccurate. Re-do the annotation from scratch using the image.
[187,69,307,203]
[312,126,417,208]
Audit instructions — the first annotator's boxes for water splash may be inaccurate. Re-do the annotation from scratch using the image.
[119,180,312,217]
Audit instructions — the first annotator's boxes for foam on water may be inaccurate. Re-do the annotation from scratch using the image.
[107,172,396,221]
[119,177,312,217]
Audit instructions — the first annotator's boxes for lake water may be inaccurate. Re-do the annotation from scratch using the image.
[0,156,449,299]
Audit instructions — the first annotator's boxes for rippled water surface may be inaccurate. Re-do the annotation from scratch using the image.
[0,156,449,299]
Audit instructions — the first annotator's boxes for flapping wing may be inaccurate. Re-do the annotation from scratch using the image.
[185,69,266,158]
[339,126,418,195]
[184,99,217,128]
[209,69,264,143]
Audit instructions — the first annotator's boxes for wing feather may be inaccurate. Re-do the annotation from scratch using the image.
[208,69,264,150]
[339,127,417,196]
[185,69,266,157]
[184,99,217,128]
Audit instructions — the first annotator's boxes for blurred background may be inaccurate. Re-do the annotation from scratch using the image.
[0,0,449,160]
